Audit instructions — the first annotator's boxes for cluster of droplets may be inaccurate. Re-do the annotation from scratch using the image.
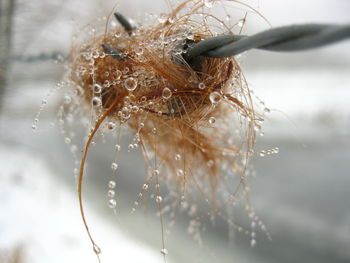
[32,81,65,132]
[107,180,117,209]
[62,7,282,259]
[258,147,279,157]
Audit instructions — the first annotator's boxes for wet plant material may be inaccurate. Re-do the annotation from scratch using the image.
[53,0,278,260]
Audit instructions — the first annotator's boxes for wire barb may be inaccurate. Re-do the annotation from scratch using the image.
[185,24,350,59]
[114,12,136,34]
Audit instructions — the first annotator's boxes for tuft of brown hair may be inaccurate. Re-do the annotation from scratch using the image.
[64,0,269,259]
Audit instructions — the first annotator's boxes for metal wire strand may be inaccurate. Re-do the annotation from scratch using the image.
[185,24,350,59]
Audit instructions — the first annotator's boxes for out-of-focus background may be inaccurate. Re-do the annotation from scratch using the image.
[0,0,349,262]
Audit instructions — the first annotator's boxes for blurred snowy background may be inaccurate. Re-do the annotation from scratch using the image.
[0,0,349,262]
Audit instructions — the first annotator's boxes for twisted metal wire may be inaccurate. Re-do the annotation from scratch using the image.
[185,24,350,59]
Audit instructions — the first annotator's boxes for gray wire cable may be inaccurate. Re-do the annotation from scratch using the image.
[185,24,350,59]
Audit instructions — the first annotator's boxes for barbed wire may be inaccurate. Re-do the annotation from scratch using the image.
[185,24,350,59]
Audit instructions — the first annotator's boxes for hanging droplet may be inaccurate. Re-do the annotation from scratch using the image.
[32,124,37,132]
[174,154,181,161]
[93,244,101,254]
[135,47,144,55]
[93,84,102,93]
[160,248,168,255]
[203,0,213,8]
[65,137,71,144]
[128,144,135,150]
[108,180,116,188]
[264,107,271,113]
[115,144,121,151]
[107,121,116,130]
[108,199,117,208]
[92,97,102,107]
[162,87,172,99]
[153,169,160,176]
[63,95,71,104]
[198,82,206,90]
[124,77,138,91]
[158,13,167,23]
[156,195,163,203]
[176,169,184,177]
[238,19,245,28]
[259,151,266,157]
[209,91,221,104]
[250,239,256,247]
[111,162,118,171]
[108,189,115,198]
[208,117,216,124]
[142,184,149,190]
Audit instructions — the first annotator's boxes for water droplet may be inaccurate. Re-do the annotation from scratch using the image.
[128,144,135,150]
[162,87,172,99]
[135,47,144,55]
[108,199,117,208]
[108,189,115,198]
[264,107,271,113]
[174,154,181,161]
[64,95,71,104]
[31,124,37,132]
[94,84,102,93]
[158,14,167,23]
[208,117,216,124]
[250,239,256,247]
[108,180,116,188]
[251,221,256,228]
[103,80,110,87]
[93,244,101,254]
[259,151,266,157]
[238,19,245,28]
[115,144,121,151]
[156,195,163,203]
[92,97,102,107]
[142,184,149,190]
[198,82,206,90]
[176,169,184,177]
[160,248,168,255]
[42,99,48,105]
[107,122,116,130]
[132,106,139,112]
[124,77,137,91]
[65,137,71,144]
[209,91,221,104]
[203,0,213,8]
[111,162,118,171]
[153,169,160,176]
